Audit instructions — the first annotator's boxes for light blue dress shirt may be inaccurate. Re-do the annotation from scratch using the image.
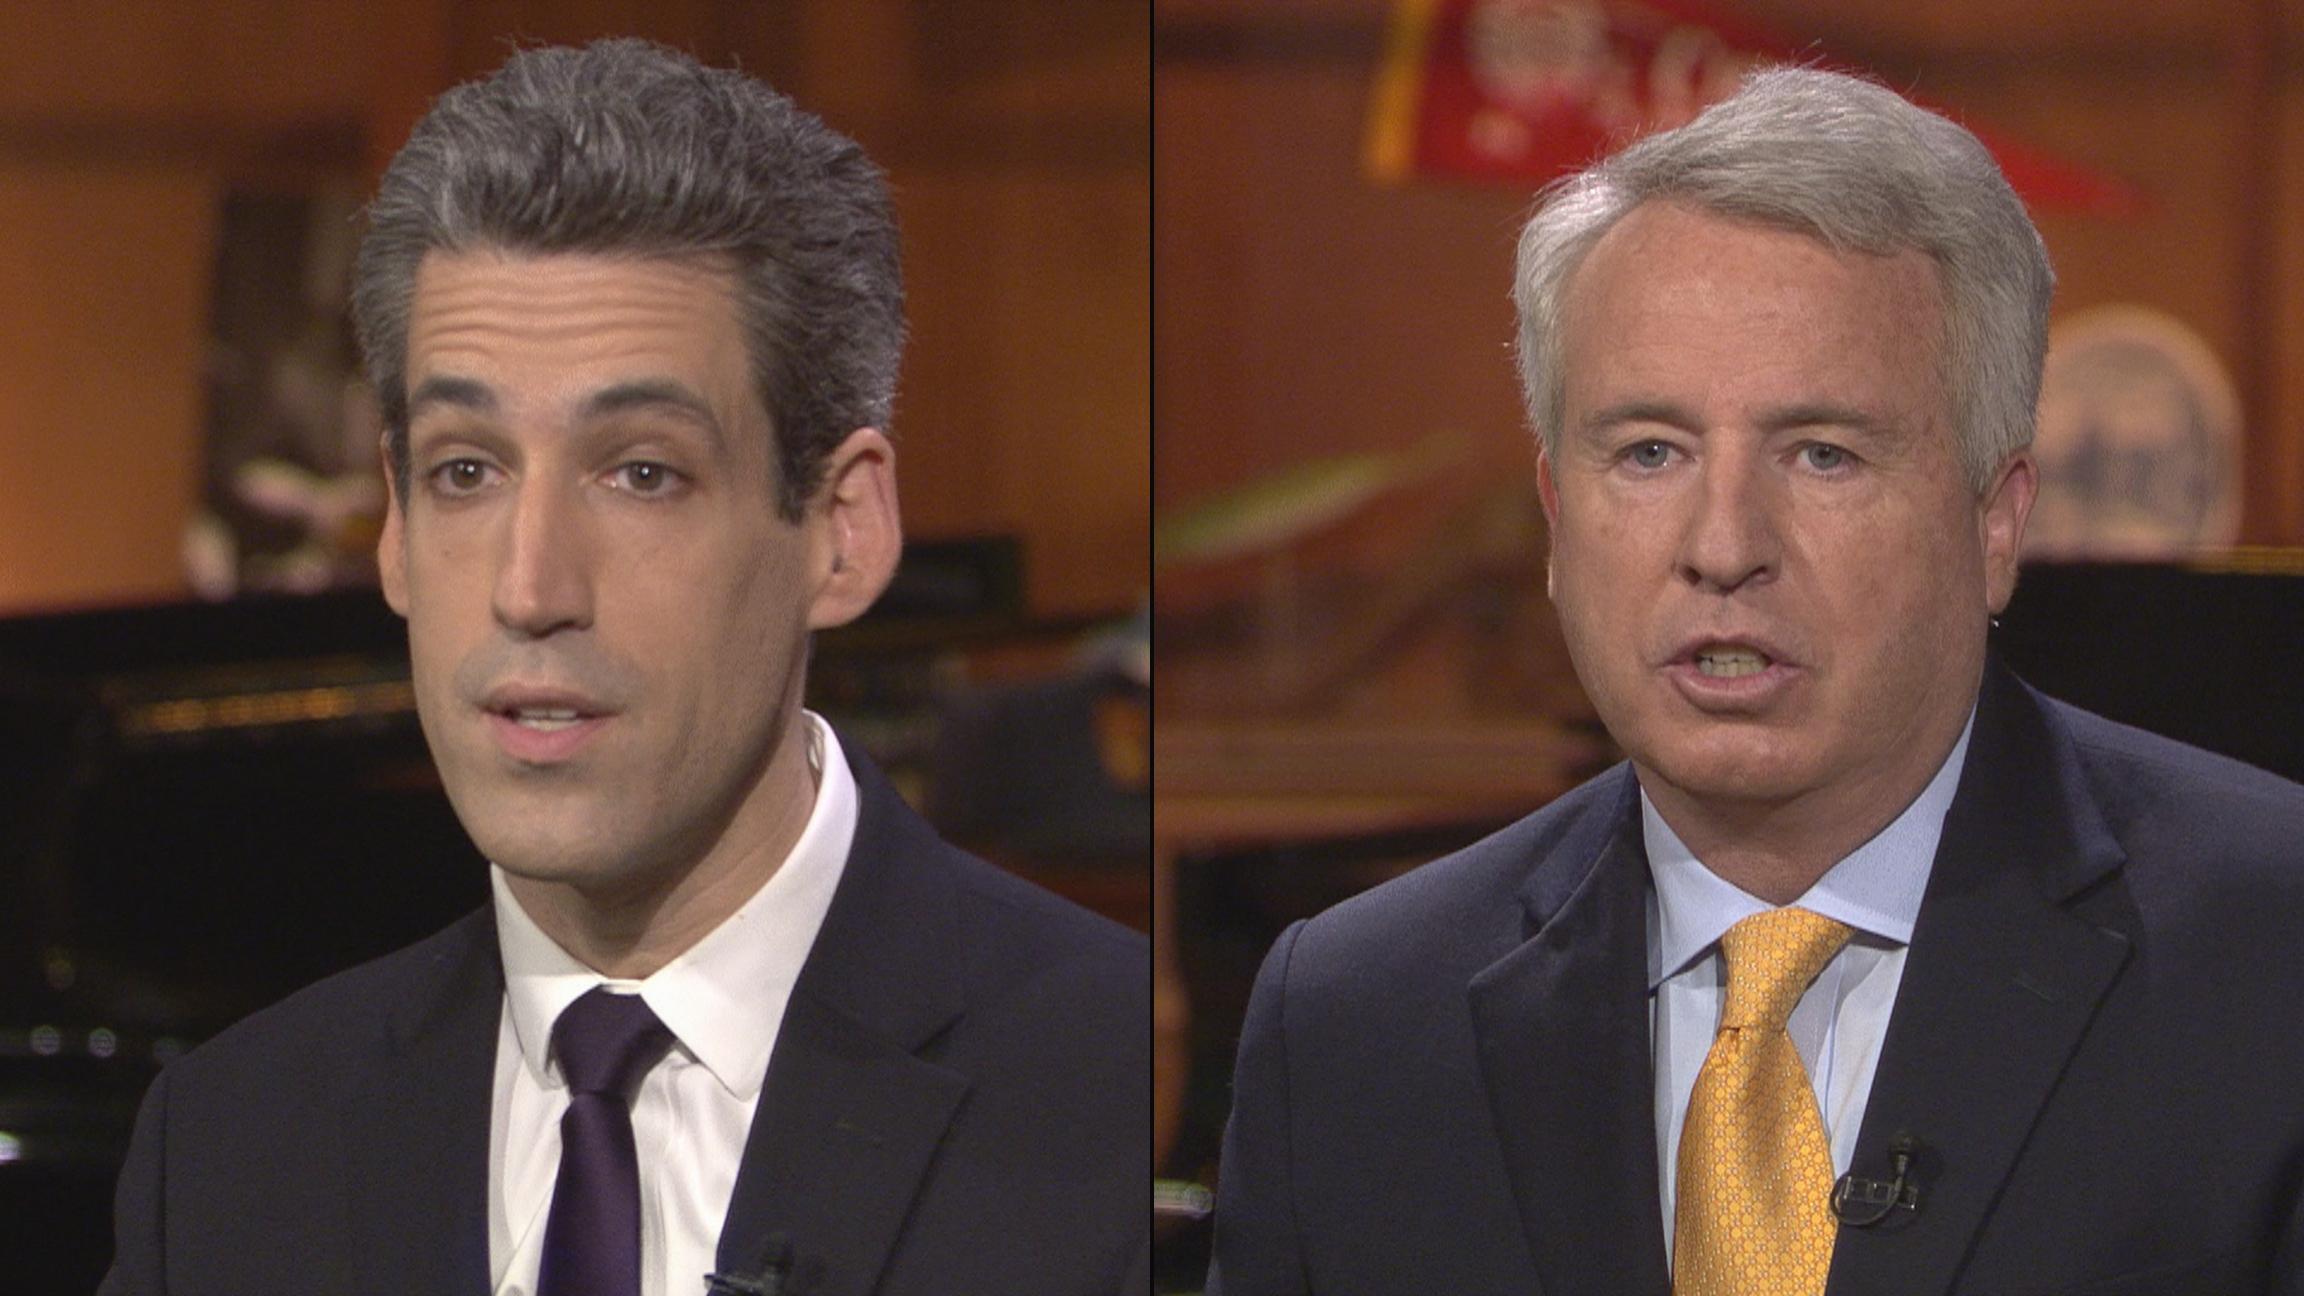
[1644,710,1974,1260]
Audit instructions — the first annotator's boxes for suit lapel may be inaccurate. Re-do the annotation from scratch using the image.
[1468,769,1672,1296]
[714,750,970,1296]
[348,912,500,1296]
[1827,664,2133,1296]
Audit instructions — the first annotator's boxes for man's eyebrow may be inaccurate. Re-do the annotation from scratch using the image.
[580,379,726,445]
[1575,400,1901,437]
[407,375,497,418]
[1579,400,1696,435]
[1758,402,1899,436]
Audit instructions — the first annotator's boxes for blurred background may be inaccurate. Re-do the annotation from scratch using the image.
[0,2,1147,1288]
[1153,0,2304,1288]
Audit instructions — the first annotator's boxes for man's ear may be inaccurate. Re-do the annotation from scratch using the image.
[1979,450,2038,615]
[1536,443,1562,599]
[805,428,902,630]
[377,434,409,618]
[1536,443,1561,529]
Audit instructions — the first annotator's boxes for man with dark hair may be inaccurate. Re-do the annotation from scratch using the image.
[105,39,1145,1296]
[1210,67,2304,1295]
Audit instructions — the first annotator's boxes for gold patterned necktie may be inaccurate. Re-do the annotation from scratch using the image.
[1673,907,1855,1296]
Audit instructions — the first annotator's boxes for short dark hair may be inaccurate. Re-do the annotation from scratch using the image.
[352,38,904,521]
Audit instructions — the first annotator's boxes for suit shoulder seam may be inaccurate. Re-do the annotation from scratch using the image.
[2069,731,2299,807]
[1273,918,1314,1286]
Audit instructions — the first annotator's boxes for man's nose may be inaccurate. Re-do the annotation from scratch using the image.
[1675,451,1780,594]
[492,478,594,638]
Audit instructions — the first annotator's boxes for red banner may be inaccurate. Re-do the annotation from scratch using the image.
[1367,0,2140,216]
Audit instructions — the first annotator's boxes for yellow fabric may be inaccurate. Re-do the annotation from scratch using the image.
[1673,907,1854,1296]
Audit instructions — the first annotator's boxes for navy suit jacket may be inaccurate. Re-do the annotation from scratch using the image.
[103,745,1148,1296]
[1211,662,2304,1295]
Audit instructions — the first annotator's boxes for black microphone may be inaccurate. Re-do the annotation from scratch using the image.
[1831,1133,1924,1227]
[705,1233,795,1295]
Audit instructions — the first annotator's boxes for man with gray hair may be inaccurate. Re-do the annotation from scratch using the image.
[1210,67,2304,1295]
[104,39,1145,1296]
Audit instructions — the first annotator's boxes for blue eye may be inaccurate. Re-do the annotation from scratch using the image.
[1627,441,1674,469]
[1801,443,1850,471]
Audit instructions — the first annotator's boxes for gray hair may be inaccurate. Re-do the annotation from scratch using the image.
[1512,66,2052,492]
[353,38,903,521]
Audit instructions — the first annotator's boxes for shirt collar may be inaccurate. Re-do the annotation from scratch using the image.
[494,711,860,1100]
[1643,707,1974,989]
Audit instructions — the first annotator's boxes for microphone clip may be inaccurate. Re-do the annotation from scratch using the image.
[1830,1134,1923,1228]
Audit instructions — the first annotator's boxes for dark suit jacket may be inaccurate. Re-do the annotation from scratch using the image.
[1211,662,2304,1295]
[102,745,1148,1296]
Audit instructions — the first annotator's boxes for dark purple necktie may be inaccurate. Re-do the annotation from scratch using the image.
[538,987,675,1296]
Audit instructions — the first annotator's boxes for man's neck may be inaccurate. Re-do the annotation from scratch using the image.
[1638,722,1969,906]
[1646,812,1843,905]
[501,724,821,979]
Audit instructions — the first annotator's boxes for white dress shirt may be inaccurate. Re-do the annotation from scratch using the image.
[487,712,858,1296]
[1646,710,1972,1261]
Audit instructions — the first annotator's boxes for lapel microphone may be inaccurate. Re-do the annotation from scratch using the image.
[705,1233,795,1295]
[1831,1133,1924,1227]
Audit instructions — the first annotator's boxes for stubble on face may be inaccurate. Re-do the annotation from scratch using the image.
[1539,202,2031,893]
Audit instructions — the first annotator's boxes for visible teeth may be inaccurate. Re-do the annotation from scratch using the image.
[1695,648,1768,678]
[512,707,581,729]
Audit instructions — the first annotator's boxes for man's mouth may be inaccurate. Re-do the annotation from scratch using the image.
[500,706,589,731]
[1693,646,1771,679]
[480,693,615,764]
[479,683,616,735]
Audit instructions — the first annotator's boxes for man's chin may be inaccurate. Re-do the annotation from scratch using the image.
[1632,739,1822,810]
[474,826,650,894]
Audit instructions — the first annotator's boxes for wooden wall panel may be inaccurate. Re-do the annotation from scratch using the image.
[448,0,727,77]
[984,168,1150,614]
[0,164,216,612]
[1156,46,1540,625]
[790,0,1150,620]
[2271,81,2304,543]
[1156,58,1532,509]
[1154,0,2242,60]
[0,1,412,123]
[1734,0,2244,53]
